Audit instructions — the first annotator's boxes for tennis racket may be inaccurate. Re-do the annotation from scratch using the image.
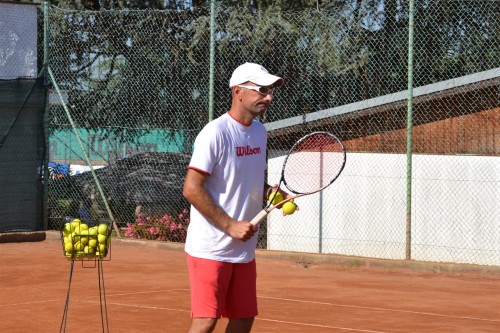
[251,131,346,226]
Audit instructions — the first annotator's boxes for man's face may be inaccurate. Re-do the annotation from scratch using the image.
[235,82,275,117]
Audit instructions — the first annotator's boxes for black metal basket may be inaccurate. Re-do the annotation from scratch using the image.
[60,217,112,261]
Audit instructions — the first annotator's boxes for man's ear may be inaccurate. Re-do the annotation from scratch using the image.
[233,86,243,101]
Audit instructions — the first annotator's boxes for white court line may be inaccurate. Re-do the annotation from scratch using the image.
[73,289,500,324]
[79,300,390,332]
[5,289,497,332]
[0,299,61,307]
[80,300,190,313]
[105,288,189,297]
[256,318,391,333]
[260,296,500,324]
[0,289,189,308]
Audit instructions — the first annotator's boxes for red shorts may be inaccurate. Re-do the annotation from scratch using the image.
[186,253,258,319]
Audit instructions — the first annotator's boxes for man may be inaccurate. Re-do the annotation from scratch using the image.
[182,62,288,333]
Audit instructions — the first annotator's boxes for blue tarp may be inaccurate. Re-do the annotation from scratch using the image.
[48,162,69,175]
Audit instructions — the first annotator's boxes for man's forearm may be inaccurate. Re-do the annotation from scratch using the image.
[184,184,233,232]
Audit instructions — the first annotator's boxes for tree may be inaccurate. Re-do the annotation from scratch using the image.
[43,0,499,152]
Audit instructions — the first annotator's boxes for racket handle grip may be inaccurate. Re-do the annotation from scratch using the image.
[250,209,269,226]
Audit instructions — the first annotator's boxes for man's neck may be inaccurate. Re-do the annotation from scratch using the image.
[228,109,254,126]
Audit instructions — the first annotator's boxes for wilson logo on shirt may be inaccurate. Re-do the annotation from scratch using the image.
[235,146,262,157]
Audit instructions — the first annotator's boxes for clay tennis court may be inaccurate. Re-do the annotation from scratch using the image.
[1,232,499,333]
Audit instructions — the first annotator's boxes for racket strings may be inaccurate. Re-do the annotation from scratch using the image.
[283,133,345,194]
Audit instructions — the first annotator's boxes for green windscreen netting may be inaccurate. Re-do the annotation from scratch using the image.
[0,78,46,232]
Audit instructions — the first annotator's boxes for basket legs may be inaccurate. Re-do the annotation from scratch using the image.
[98,259,110,332]
[59,259,110,333]
[59,260,74,333]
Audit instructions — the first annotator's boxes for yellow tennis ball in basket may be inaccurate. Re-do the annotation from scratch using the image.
[282,202,297,215]
[74,241,84,251]
[64,241,73,252]
[73,225,81,235]
[62,223,72,236]
[89,227,98,235]
[79,230,90,245]
[99,243,107,253]
[88,238,97,248]
[84,245,94,254]
[80,236,88,246]
[268,191,283,205]
[71,219,81,229]
[98,234,107,244]
[98,223,109,235]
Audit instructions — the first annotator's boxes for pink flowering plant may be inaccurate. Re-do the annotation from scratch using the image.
[123,208,190,243]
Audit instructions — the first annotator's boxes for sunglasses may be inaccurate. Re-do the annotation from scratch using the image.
[237,85,275,96]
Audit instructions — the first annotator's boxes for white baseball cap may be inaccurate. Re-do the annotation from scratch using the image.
[229,62,284,88]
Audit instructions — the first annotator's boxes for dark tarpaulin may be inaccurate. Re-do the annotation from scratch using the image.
[0,78,46,232]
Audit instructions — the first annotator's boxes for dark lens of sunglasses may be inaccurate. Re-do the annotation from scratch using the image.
[258,87,273,95]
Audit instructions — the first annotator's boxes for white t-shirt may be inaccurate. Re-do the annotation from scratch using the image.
[185,113,267,263]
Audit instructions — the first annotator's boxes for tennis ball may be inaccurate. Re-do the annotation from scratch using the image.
[282,202,297,215]
[74,241,84,251]
[98,234,107,244]
[88,238,97,248]
[79,223,89,231]
[98,224,108,235]
[71,219,82,228]
[79,230,90,244]
[73,226,81,235]
[88,227,98,235]
[98,243,107,253]
[84,246,94,254]
[64,241,74,252]
[268,191,283,205]
[62,223,73,236]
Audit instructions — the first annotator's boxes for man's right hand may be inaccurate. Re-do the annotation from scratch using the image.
[226,220,257,242]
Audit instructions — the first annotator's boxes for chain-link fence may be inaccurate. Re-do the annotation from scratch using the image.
[40,1,499,265]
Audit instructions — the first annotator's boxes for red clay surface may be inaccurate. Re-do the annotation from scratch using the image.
[1,234,499,333]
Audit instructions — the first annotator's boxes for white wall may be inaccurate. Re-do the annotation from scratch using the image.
[266,152,500,266]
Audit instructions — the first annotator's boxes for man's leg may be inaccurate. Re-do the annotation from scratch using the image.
[188,318,218,333]
[223,260,257,333]
[225,318,255,333]
[186,254,232,333]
